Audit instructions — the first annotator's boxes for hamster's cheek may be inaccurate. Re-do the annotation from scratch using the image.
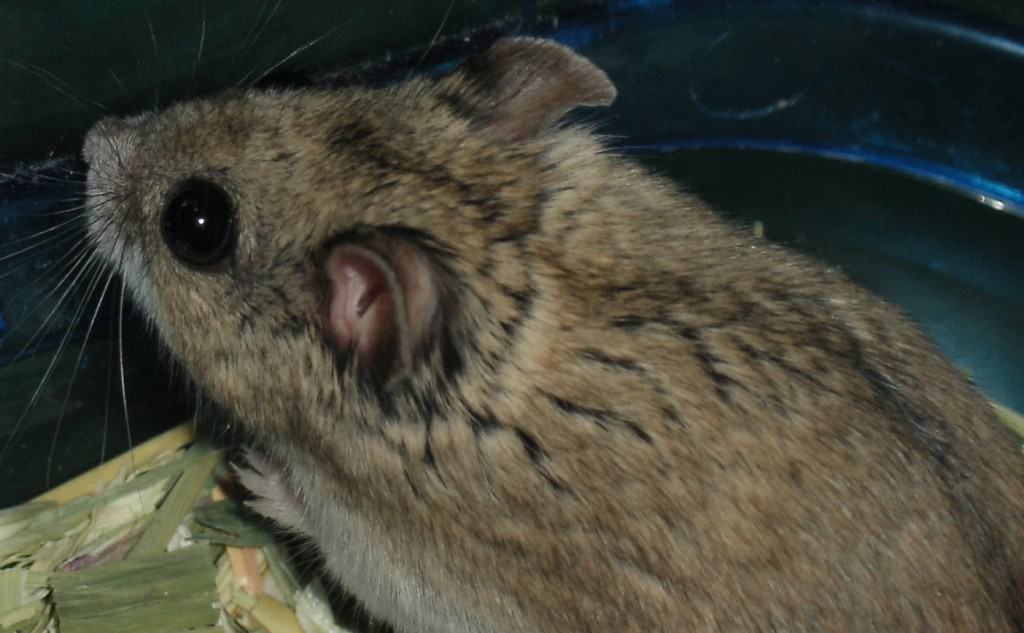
[122,252,165,322]
[84,207,164,329]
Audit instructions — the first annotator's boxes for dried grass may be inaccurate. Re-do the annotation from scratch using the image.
[0,424,352,633]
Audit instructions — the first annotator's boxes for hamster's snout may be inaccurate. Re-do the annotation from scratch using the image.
[82,115,142,173]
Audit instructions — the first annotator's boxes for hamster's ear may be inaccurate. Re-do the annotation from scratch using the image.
[322,238,439,389]
[441,37,617,142]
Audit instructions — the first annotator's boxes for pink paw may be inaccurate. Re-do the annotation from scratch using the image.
[234,449,307,533]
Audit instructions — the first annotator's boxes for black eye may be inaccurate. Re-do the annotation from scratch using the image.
[161,179,236,268]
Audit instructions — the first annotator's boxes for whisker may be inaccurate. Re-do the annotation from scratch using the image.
[117,279,141,489]
[0,214,84,255]
[0,170,86,186]
[233,0,270,65]
[0,231,81,274]
[144,6,161,108]
[0,255,104,465]
[0,229,84,283]
[189,0,208,95]
[100,319,116,466]
[0,246,97,364]
[236,0,284,68]
[103,198,141,486]
[3,238,90,301]
[18,201,92,215]
[238,27,338,88]
[0,58,109,116]
[405,0,457,82]
[45,263,115,488]
[107,67,135,106]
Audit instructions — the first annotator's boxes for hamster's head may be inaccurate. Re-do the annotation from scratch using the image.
[82,38,615,454]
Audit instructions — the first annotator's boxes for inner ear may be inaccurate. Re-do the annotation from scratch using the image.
[442,37,617,142]
[322,236,439,388]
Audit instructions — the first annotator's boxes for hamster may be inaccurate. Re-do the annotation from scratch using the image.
[82,37,1024,632]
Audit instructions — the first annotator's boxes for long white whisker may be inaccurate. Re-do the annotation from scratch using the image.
[0,255,105,465]
[189,0,208,94]
[0,58,108,115]
[117,280,141,493]
[107,67,134,105]
[144,7,161,108]
[406,0,456,82]
[21,202,93,215]
[0,214,84,255]
[233,0,270,65]
[0,170,85,186]
[0,230,84,283]
[236,0,284,68]
[0,233,94,323]
[45,263,115,487]
[99,314,118,467]
[0,228,81,273]
[0,247,98,365]
[101,190,141,485]
[238,28,337,88]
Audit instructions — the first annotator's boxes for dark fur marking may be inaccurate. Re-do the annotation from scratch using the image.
[437,91,477,121]
[579,348,684,432]
[359,371,397,419]
[610,315,734,402]
[330,126,487,211]
[464,196,498,208]
[239,311,256,333]
[849,340,1024,630]
[545,393,653,444]
[330,347,353,384]
[287,314,306,334]
[364,179,400,198]
[403,468,422,497]
[411,389,441,424]
[327,121,419,182]
[438,327,464,381]
[498,284,533,313]
[512,427,575,496]
[458,52,502,96]
[271,151,295,163]
[690,339,735,403]
[269,318,305,338]
[330,122,375,149]
[423,429,437,469]
[589,328,691,429]
[489,231,531,245]
[581,348,642,371]
[610,315,697,336]
[468,407,502,436]
[514,427,546,463]
[609,315,650,331]
[605,284,642,298]
[543,476,573,496]
[737,342,843,398]
[477,208,503,225]
[627,424,655,444]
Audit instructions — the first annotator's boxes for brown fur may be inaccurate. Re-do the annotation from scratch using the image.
[83,38,1024,632]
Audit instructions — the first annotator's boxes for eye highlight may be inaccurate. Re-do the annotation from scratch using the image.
[161,178,236,268]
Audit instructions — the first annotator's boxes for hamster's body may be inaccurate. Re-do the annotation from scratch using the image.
[83,38,1024,632]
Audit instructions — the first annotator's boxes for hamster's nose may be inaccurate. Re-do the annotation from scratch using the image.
[82,116,137,169]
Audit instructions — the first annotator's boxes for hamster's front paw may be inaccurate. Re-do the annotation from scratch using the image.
[234,449,307,533]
